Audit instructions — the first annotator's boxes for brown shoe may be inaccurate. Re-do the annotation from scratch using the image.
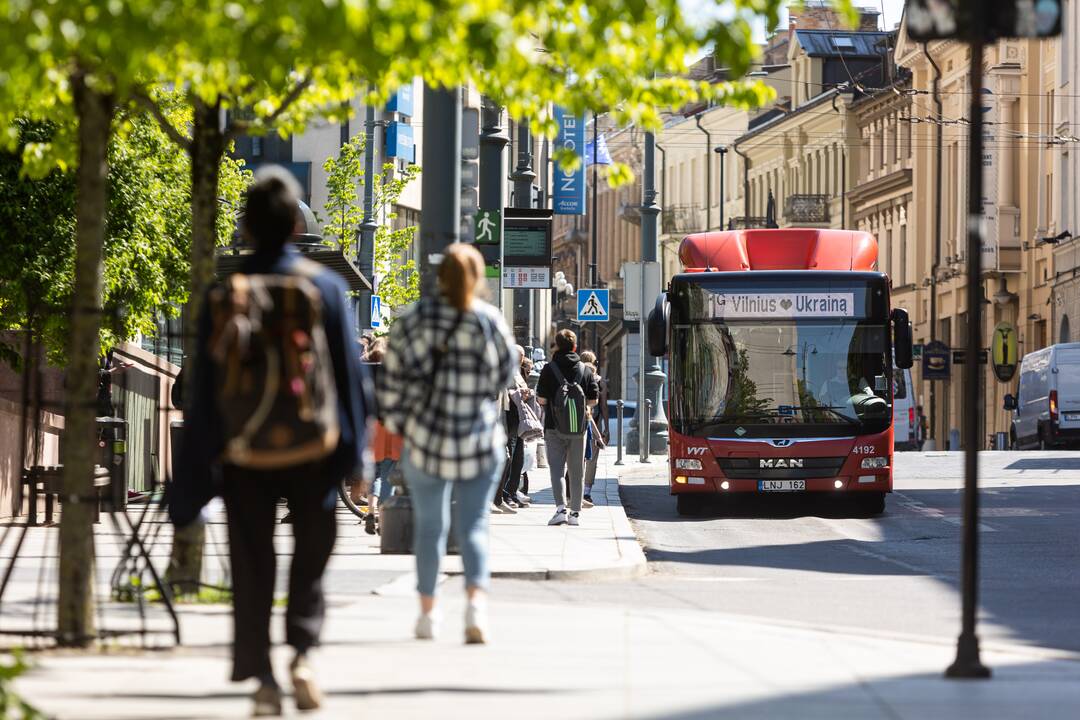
[252,683,282,717]
[290,655,323,712]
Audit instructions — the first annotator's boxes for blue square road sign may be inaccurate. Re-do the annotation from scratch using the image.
[576,289,609,322]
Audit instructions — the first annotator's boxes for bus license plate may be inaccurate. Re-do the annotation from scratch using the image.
[758,480,806,492]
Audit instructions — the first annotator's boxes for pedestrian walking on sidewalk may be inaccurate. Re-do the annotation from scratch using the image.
[537,330,599,527]
[361,338,402,535]
[579,356,606,507]
[169,167,370,717]
[379,243,517,644]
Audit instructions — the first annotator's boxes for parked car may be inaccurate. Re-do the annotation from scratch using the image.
[605,399,637,447]
[892,365,917,450]
[1004,342,1080,449]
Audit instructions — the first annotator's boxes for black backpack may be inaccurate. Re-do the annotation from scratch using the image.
[207,261,340,469]
[548,362,589,435]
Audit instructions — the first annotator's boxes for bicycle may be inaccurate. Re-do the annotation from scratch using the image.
[338,477,368,518]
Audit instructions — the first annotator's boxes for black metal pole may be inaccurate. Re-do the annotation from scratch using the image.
[418,85,462,295]
[480,97,509,309]
[590,113,601,353]
[945,7,990,679]
[926,42,944,447]
[509,119,535,342]
[590,112,599,288]
[358,99,379,327]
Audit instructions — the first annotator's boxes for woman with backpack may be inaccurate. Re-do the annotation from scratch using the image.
[378,243,517,644]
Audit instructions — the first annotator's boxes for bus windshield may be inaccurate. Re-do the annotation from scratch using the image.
[671,319,893,438]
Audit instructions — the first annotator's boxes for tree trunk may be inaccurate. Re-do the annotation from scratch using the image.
[165,98,224,595]
[57,74,113,647]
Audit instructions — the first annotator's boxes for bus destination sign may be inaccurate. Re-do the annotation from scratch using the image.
[708,292,858,319]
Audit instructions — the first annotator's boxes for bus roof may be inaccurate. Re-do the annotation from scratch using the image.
[679,229,877,272]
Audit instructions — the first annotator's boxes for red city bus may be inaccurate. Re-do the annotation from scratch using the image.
[647,229,913,516]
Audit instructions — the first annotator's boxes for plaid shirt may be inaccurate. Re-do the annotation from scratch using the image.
[379,297,517,480]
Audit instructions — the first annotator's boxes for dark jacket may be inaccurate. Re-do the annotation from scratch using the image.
[536,351,600,431]
[168,245,371,527]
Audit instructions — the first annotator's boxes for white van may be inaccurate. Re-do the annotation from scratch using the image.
[1005,342,1080,449]
[893,366,918,450]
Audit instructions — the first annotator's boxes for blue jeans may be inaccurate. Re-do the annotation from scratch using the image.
[402,453,504,597]
[372,459,397,503]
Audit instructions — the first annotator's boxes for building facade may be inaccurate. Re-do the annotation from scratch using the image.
[896,27,1056,449]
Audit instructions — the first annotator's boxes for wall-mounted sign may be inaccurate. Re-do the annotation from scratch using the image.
[991,321,1019,381]
[553,107,585,215]
[922,340,951,380]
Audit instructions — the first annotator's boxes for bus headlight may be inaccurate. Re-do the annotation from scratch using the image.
[860,457,888,469]
[675,459,703,470]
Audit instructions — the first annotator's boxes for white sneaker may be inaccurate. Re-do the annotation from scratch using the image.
[491,503,506,514]
[516,492,532,504]
[567,511,581,526]
[415,611,441,640]
[464,601,489,645]
[548,507,568,526]
[495,500,517,514]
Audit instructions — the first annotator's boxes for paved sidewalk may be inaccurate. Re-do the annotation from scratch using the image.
[342,446,647,582]
[14,585,1080,719]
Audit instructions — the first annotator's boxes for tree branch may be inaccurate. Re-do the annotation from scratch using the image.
[132,90,192,151]
[226,75,312,141]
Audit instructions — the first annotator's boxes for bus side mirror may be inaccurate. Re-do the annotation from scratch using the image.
[1003,394,1017,411]
[891,308,913,369]
[647,293,669,357]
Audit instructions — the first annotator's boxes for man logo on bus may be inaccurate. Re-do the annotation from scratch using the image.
[760,458,805,468]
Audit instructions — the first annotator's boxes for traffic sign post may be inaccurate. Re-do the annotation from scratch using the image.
[917,0,1065,683]
[576,289,609,322]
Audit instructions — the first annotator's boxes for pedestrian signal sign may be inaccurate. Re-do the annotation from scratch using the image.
[577,289,609,322]
[474,209,501,245]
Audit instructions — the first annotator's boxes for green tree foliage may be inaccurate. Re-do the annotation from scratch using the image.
[322,135,421,322]
[0,100,248,368]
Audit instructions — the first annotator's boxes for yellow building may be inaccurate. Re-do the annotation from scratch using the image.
[731,28,893,233]
[896,26,1056,449]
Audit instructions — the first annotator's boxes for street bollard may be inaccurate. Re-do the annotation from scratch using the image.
[615,400,624,466]
[641,399,652,463]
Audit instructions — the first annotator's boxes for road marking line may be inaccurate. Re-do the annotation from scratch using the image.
[893,492,996,532]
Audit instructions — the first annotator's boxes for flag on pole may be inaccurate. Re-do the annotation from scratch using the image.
[585,133,612,166]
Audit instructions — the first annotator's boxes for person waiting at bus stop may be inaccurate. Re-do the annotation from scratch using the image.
[537,329,599,527]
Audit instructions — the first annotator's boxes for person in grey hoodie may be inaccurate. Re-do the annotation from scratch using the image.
[536,329,599,526]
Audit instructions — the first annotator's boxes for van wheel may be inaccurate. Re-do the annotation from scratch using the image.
[676,494,707,517]
[855,492,886,517]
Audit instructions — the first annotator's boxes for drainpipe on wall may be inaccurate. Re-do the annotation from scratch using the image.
[732,143,751,223]
[694,114,712,231]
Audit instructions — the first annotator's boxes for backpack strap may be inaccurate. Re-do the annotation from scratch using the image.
[549,360,565,384]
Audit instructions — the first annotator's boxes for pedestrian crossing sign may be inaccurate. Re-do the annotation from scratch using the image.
[577,289,609,322]
[370,295,382,329]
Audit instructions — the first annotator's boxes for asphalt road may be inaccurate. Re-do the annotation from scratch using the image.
[497,451,1080,656]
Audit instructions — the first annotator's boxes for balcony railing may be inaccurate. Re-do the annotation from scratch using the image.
[730,216,770,229]
[784,194,830,224]
[662,205,703,235]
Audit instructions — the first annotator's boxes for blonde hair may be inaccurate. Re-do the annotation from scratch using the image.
[579,350,596,365]
[438,243,487,311]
